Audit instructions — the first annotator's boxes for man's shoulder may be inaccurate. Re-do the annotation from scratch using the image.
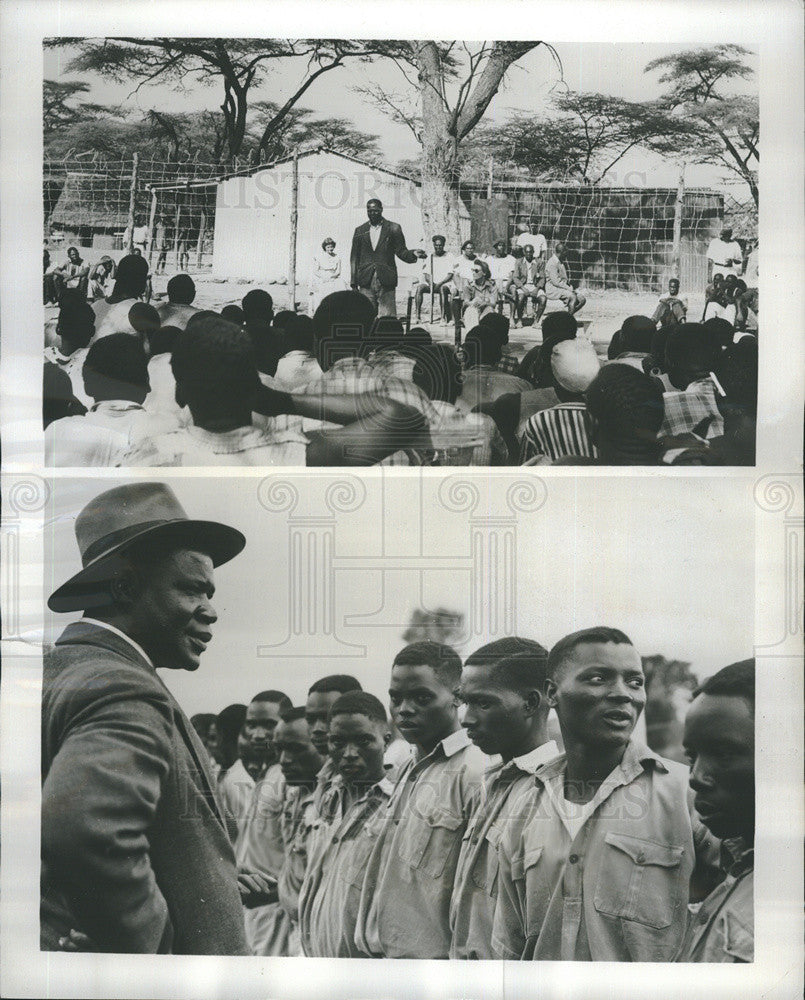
[353,221,371,236]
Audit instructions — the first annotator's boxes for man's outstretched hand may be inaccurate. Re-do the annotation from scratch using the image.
[238,868,278,909]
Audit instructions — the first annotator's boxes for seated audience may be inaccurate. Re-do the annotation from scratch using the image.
[125,313,425,467]
[519,311,579,388]
[479,312,519,373]
[143,324,189,426]
[577,363,665,466]
[415,234,455,324]
[43,362,86,428]
[156,273,201,330]
[221,303,245,325]
[45,333,179,467]
[87,256,116,300]
[49,246,90,303]
[607,315,656,366]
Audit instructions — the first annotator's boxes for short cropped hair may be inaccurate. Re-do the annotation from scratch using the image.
[279,706,308,724]
[84,334,149,389]
[486,652,549,693]
[57,302,96,348]
[329,691,388,725]
[694,658,755,710]
[147,324,180,357]
[167,274,196,305]
[547,627,634,679]
[252,689,292,713]
[242,289,274,323]
[393,640,462,691]
[308,674,362,696]
[216,703,247,744]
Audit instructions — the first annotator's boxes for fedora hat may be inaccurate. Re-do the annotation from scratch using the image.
[48,482,245,613]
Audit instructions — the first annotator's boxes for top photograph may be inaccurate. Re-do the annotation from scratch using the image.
[42,39,758,468]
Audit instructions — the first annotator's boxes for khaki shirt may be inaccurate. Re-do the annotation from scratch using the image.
[355,728,486,958]
[299,775,394,957]
[277,785,318,928]
[449,741,559,959]
[676,839,754,962]
[492,741,707,962]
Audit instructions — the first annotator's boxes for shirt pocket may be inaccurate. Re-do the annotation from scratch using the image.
[471,824,503,896]
[511,844,547,937]
[344,827,380,890]
[594,832,685,929]
[397,807,464,878]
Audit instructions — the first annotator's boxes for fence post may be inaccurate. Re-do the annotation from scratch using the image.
[196,208,206,268]
[126,151,139,251]
[289,147,299,311]
[173,198,181,270]
[672,161,685,279]
[147,186,157,265]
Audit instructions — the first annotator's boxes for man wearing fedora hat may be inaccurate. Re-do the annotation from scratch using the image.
[41,481,252,954]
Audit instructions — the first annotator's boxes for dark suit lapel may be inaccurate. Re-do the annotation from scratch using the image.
[377,219,390,251]
[167,694,228,829]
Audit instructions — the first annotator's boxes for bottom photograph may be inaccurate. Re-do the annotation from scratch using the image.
[40,473,754,964]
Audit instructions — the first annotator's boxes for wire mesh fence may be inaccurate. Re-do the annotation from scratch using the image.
[43,153,758,294]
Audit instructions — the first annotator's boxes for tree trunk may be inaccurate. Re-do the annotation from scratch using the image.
[416,43,463,246]
[672,161,685,277]
[222,78,248,159]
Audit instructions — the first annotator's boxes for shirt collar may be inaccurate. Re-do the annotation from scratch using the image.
[438,727,472,758]
[80,617,155,669]
[535,739,668,785]
[507,740,560,775]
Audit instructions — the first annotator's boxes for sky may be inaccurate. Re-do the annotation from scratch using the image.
[38,473,755,717]
[43,40,758,189]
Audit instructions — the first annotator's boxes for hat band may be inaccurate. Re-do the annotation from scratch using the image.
[81,520,177,566]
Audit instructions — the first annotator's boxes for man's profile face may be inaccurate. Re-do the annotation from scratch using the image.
[366,200,383,225]
[684,692,754,840]
[133,548,217,671]
[459,664,535,757]
[546,642,646,751]
[274,718,323,785]
[306,690,343,756]
[243,699,284,767]
[389,662,457,750]
[328,712,388,784]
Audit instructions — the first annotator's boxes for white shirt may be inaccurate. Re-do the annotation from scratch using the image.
[706,237,743,276]
[369,223,382,250]
[81,617,155,669]
[273,351,324,391]
[45,400,180,468]
[423,252,455,285]
[486,254,517,282]
[144,354,191,426]
[516,232,547,257]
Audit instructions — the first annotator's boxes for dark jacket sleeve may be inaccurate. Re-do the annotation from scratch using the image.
[391,222,419,265]
[350,229,362,286]
[41,668,175,953]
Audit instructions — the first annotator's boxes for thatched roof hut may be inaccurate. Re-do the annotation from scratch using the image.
[48,171,131,231]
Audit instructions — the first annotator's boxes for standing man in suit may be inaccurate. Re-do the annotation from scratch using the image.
[350,198,426,318]
[41,481,257,954]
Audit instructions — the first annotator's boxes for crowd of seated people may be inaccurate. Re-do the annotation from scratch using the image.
[43,253,758,468]
[181,639,754,962]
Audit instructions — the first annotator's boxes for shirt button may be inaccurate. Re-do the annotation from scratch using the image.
[568,854,579,864]
[636,851,646,865]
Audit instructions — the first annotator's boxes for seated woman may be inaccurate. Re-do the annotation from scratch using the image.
[462,258,498,329]
[309,238,348,314]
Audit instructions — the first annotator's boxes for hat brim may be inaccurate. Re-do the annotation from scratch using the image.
[48,519,245,614]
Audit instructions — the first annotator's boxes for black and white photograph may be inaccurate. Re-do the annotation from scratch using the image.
[1,1,803,1000]
[40,36,759,469]
[36,474,755,961]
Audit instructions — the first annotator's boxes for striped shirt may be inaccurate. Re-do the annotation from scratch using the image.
[519,402,596,463]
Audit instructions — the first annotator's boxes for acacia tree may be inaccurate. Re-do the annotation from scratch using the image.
[359,41,551,243]
[645,45,758,205]
[45,38,389,161]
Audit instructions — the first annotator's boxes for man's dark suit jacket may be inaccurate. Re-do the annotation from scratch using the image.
[41,620,248,954]
[350,218,419,290]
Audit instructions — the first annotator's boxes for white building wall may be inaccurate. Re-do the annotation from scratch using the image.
[213,151,470,286]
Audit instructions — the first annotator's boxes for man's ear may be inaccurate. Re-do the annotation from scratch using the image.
[109,565,140,607]
[544,677,559,710]
[522,688,542,718]
[382,727,392,749]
